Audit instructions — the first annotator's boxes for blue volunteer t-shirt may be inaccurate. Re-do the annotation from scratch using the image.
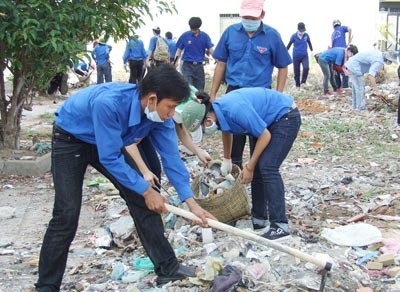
[54,83,193,201]
[213,23,292,88]
[93,44,112,66]
[176,30,213,63]
[165,39,177,59]
[289,33,311,57]
[319,47,345,65]
[212,87,294,137]
[331,26,349,48]
[123,38,147,63]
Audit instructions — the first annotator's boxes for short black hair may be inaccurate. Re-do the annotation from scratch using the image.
[139,64,190,103]
[165,31,172,39]
[347,44,358,55]
[189,17,202,30]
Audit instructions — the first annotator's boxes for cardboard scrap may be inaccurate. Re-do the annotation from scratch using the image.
[366,261,383,270]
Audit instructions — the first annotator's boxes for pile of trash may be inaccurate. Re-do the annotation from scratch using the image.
[194,162,235,199]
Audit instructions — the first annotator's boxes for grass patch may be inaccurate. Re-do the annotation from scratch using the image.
[39,112,55,122]
[21,129,52,141]
[296,116,400,160]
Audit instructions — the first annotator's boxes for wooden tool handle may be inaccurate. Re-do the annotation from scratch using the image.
[165,204,332,271]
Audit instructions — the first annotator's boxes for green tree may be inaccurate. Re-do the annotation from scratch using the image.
[0,0,175,149]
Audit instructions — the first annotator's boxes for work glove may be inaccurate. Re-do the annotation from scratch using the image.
[221,158,232,176]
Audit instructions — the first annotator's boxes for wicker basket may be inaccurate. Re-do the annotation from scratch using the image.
[191,163,251,224]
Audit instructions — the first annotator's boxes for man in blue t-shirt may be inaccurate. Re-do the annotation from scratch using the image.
[331,19,353,89]
[34,64,216,291]
[209,0,292,183]
[165,31,177,63]
[123,35,148,84]
[175,17,214,91]
[92,39,112,84]
[146,26,169,70]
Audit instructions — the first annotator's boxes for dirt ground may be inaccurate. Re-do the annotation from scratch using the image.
[0,64,399,291]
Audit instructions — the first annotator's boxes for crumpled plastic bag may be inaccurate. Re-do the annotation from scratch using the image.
[212,265,242,292]
[321,223,382,246]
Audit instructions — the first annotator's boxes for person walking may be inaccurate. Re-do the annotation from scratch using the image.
[175,17,214,91]
[165,31,177,63]
[34,64,217,291]
[146,26,170,70]
[92,39,112,84]
[186,88,301,240]
[287,22,313,89]
[209,0,292,186]
[123,34,147,84]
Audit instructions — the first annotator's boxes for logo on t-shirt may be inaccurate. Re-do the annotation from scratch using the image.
[257,46,267,54]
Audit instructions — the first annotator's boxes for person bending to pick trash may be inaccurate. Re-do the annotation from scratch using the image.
[35,64,217,291]
[185,89,301,241]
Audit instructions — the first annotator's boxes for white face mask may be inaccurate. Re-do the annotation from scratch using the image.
[204,119,218,135]
[144,100,163,123]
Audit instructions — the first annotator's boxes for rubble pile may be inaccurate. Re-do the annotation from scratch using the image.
[0,72,399,291]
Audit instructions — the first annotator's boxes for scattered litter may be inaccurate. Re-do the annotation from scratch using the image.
[92,226,113,249]
[321,223,382,246]
[133,257,154,270]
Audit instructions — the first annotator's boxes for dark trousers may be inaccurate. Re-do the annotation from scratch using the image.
[293,55,310,87]
[35,126,178,291]
[398,94,400,125]
[249,108,301,225]
[334,70,349,88]
[128,60,145,84]
[181,61,205,91]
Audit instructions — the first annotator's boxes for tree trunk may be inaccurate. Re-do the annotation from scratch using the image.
[0,69,25,149]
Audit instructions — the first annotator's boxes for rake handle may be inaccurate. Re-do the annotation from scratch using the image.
[166,203,332,271]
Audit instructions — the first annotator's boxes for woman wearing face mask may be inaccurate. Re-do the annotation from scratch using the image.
[193,89,301,241]
[287,22,314,89]
[209,0,292,175]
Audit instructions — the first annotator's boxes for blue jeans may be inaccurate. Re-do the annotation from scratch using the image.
[181,62,205,91]
[349,74,366,110]
[249,108,301,228]
[35,126,178,291]
[96,62,112,84]
[293,55,310,87]
[318,59,337,94]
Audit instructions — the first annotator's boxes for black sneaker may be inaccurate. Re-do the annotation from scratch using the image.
[261,225,290,241]
[253,223,266,230]
[156,264,197,285]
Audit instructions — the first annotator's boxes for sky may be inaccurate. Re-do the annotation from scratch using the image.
[132,0,383,54]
